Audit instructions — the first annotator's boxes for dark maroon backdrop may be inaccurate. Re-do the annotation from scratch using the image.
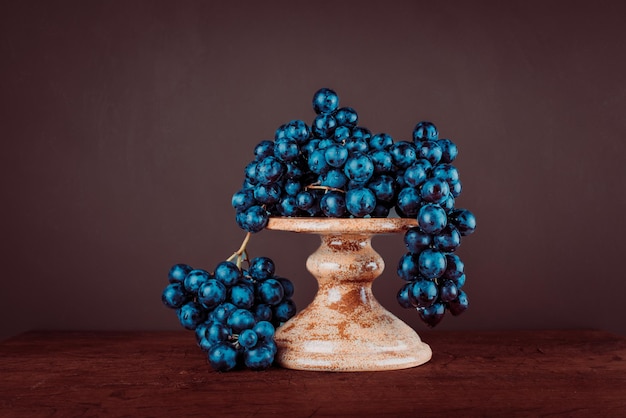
[2,0,625,340]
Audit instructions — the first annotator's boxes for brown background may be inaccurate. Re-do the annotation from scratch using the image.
[1,0,625,341]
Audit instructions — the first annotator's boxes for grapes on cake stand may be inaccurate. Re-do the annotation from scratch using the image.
[266,217,432,372]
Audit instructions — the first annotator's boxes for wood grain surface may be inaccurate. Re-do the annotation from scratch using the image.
[1,330,625,417]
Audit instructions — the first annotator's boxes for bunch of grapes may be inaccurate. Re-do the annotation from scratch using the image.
[231,88,476,328]
[161,253,296,371]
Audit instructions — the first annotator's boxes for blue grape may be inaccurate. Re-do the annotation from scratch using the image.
[208,342,238,372]
[254,304,273,322]
[255,156,285,185]
[390,141,417,169]
[432,163,459,184]
[344,137,369,154]
[369,149,394,174]
[448,290,469,316]
[416,140,442,165]
[206,322,231,344]
[296,190,316,210]
[239,329,259,349]
[231,188,256,212]
[396,187,422,217]
[420,177,450,204]
[236,205,269,233]
[397,282,416,308]
[212,302,238,323]
[229,283,255,309]
[433,225,461,252]
[404,162,430,187]
[308,149,330,174]
[443,254,465,280]
[276,277,295,298]
[404,227,431,253]
[253,321,275,342]
[161,283,190,309]
[168,264,192,284]
[369,133,394,150]
[214,261,242,286]
[274,138,300,162]
[417,203,447,234]
[312,114,338,138]
[438,138,458,163]
[244,345,274,370]
[351,126,372,142]
[418,302,446,327]
[253,183,282,205]
[397,252,420,281]
[439,279,459,303]
[368,174,395,202]
[284,119,311,144]
[409,279,438,308]
[312,87,339,114]
[346,187,377,217]
[449,180,462,198]
[198,279,227,310]
[320,169,348,189]
[324,144,349,167]
[344,153,374,183]
[283,178,302,196]
[334,107,358,127]
[418,249,447,279]
[413,121,439,141]
[273,299,296,324]
[227,309,256,333]
[333,125,351,142]
[320,191,347,217]
[254,140,275,160]
[183,269,210,294]
[248,256,275,281]
[257,279,285,306]
[177,301,207,330]
[449,209,477,236]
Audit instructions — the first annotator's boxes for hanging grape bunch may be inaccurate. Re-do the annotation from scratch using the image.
[232,88,476,328]
[162,244,297,371]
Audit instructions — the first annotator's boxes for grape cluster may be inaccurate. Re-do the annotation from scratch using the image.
[231,87,476,327]
[161,256,296,371]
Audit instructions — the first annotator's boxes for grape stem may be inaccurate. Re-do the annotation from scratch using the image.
[226,232,252,269]
[306,184,345,193]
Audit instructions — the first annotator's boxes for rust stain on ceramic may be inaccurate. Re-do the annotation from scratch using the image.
[266,217,432,372]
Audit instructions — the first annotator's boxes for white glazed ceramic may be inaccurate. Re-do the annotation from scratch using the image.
[266,217,432,372]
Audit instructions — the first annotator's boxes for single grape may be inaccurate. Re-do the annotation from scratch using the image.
[351,126,372,142]
[276,277,295,298]
[244,345,274,370]
[257,278,285,306]
[254,140,275,160]
[212,302,238,323]
[253,183,282,205]
[439,280,459,303]
[420,177,450,204]
[231,188,256,212]
[397,252,420,281]
[198,279,227,310]
[273,299,296,324]
[177,301,207,330]
[239,329,259,349]
[404,162,430,188]
[390,141,417,169]
[253,321,276,342]
[255,156,285,186]
[284,119,311,144]
[346,187,377,217]
[227,309,256,333]
[334,106,358,127]
[237,205,269,233]
[432,163,459,185]
[248,256,275,281]
[296,190,316,210]
[312,87,339,114]
[206,321,231,344]
[438,138,458,163]
[320,191,347,217]
[368,174,396,202]
[344,153,374,183]
[274,138,300,162]
[344,137,369,154]
[333,125,351,142]
[397,282,416,308]
[413,121,439,141]
[417,203,447,234]
[396,187,422,218]
[433,225,461,252]
[417,302,446,327]
[183,269,210,294]
[161,283,190,309]
[369,149,394,174]
[324,144,349,167]
[168,264,192,284]
[369,133,394,150]
[418,248,447,279]
[229,283,255,309]
[208,342,238,372]
[448,290,469,316]
[416,140,443,165]
[404,227,432,253]
[409,279,438,308]
[254,304,273,322]
[308,149,330,174]
[443,254,465,280]
[312,113,338,138]
[320,168,348,189]
[214,261,242,286]
[449,209,477,236]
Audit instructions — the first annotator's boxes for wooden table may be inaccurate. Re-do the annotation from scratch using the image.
[0,330,624,417]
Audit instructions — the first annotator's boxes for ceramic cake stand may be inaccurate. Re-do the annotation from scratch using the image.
[266,217,432,372]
